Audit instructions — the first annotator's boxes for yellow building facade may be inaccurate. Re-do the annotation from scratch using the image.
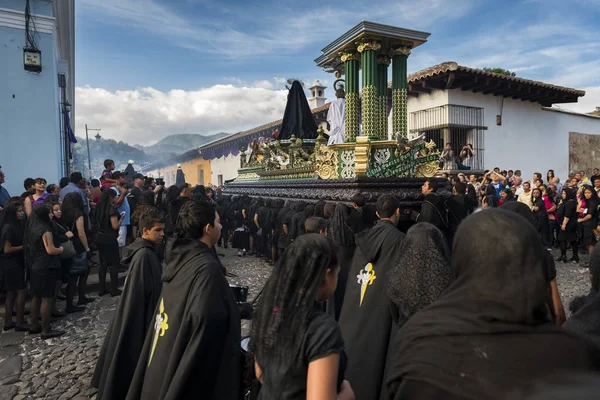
[161,157,211,187]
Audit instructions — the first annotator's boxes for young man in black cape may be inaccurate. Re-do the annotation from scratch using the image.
[406,179,450,241]
[92,208,165,400]
[338,194,405,400]
[126,200,240,400]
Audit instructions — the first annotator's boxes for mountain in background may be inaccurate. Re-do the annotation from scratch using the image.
[71,132,231,178]
[135,132,230,156]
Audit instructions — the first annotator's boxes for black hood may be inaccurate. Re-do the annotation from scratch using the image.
[355,220,398,263]
[162,237,212,282]
[121,238,157,269]
[278,81,318,140]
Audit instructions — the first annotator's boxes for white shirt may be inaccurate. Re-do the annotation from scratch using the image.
[515,185,524,196]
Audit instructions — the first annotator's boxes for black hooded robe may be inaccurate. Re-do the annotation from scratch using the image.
[338,220,405,400]
[92,238,163,400]
[278,80,318,140]
[126,238,240,400]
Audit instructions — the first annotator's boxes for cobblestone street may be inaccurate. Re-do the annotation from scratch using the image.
[0,245,592,399]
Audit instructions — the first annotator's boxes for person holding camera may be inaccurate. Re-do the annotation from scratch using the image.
[459,143,476,169]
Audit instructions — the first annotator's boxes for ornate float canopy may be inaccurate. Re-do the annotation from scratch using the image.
[226,22,442,203]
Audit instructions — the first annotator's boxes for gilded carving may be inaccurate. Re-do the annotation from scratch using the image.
[345,92,360,141]
[377,55,390,65]
[340,52,360,62]
[392,47,412,56]
[414,161,440,178]
[235,172,261,180]
[392,88,408,139]
[316,145,339,180]
[361,85,378,138]
[357,41,382,53]
[354,136,371,178]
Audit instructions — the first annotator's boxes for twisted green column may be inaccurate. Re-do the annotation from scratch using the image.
[341,51,360,142]
[392,47,411,139]
[376,55,390,140]
[358,41,381,139]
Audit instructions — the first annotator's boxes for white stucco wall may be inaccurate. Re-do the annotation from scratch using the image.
[448,89,600,181]
[210,153,241,185]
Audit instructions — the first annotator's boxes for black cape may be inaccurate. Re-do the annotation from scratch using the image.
[417,193,448,232]
[388,210,600,400]
[338,220,405,400]
[126,238,240,400]
[92,238,163,400]
[278,81,318,140]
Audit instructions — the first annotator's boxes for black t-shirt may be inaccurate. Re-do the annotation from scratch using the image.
[583,198,599,227]
[30,227,60,271]
[0,224,24,264]
[98,206,119,236]
[129,186,143,214]
[258,309,345,400]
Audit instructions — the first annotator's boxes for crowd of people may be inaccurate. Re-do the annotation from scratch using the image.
[0,160,221,340]
[2,160,600,399]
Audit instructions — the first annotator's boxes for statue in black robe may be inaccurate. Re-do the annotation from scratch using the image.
[92,237,163,400]
[278,81,318,140]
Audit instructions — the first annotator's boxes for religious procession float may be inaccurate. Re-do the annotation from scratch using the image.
[225,21,444,206]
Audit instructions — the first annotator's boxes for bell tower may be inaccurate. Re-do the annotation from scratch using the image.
[308,80,327,109]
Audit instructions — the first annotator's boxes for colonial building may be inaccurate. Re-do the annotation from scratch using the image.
[402,62,600,179]
[0,0,75,196]
[143,148,212,188]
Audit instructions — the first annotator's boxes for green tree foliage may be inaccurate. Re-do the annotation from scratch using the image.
[482,67,516,77]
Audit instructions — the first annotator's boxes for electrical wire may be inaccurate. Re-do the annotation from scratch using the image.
[24,0,40,51]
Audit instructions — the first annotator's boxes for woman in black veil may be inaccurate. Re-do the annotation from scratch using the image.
[387,222,453,328]
[387,209,600,400]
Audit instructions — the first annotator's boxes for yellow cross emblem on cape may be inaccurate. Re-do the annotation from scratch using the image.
[149,298,169,366]
[357,263,376,306]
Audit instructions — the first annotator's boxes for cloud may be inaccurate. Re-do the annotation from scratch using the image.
[253,80,274,90]
[78,0,478,60]
[75,84,289,145]
[414,4,600,92]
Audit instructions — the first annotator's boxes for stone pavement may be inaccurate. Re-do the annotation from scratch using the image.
[0,245,271,400]
[0,294,119,400]
[0,244,591,399]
